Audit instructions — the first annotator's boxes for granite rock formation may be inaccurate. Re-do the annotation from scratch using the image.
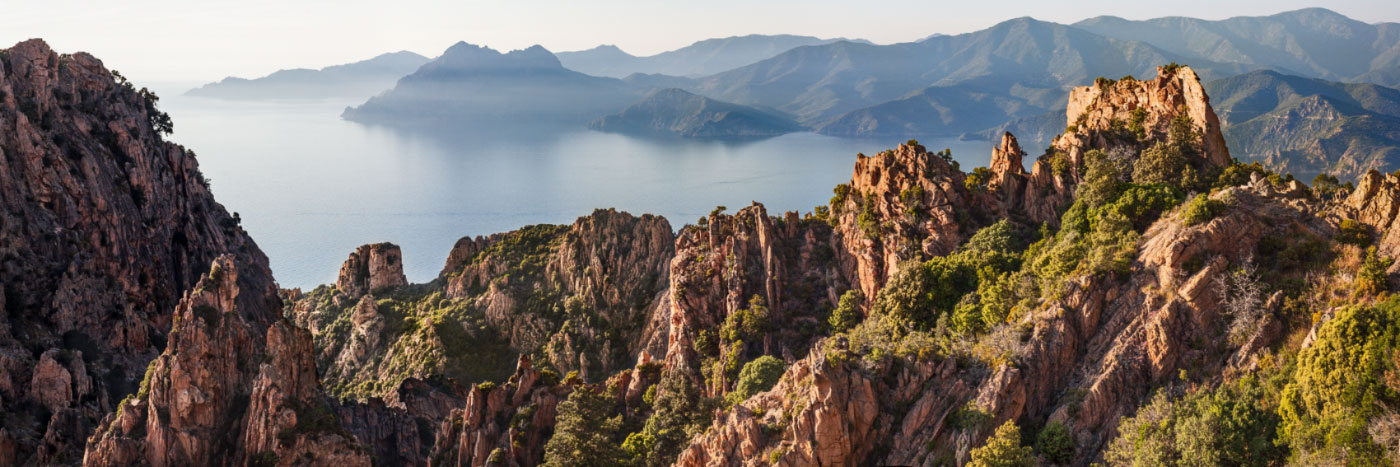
[0,38,269,464]
[335,243,407,298]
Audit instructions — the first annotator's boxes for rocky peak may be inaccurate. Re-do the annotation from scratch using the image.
[830,142,979,299]
[0,38,270,463]
[336,243,407,297]
[662,203,851,397]
[440,209,674,377]
[680,172,1334,466]
[989,132,1025,176]
[85,256,369,466]
[1058,65,1230,168]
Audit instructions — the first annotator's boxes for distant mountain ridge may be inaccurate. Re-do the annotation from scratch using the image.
[698,17,1240,129]
[186,51,429,100]
[556,34,860,78]
[589,88,802,138]
[342,42,640,125]
[974,68,1400,182]
[336,7,1400,160]
[1072,8,1400,84]
[1208,69,1400,181]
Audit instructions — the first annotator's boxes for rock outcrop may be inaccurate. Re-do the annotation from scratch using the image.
[1340,169,1400,272]
[443,209,676,378]
[335,243,407,297]
[1057,65,1230,168]
[84,256,369,466]
[428,356,567,467]
[663,204,853,396]
[828,143,987,300]
[287,209,676,409]
[0,38,271,464]
[681,174,1331,465]
[991,65,1233,224]
[672,66,1326,467]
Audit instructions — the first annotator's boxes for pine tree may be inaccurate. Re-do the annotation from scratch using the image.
[969,420,1035,467]
[542,388,625,467]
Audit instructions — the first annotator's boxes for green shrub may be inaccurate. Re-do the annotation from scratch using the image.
[543,388,625,467]
[1278,297,1400,463]
[1106,377,1283,467]
[831,184,851,207]
[828,290,864,332]
[1357,246,1394,296]
[858,195,881,240]
[1099,184,1183,232]
[951,402,993,430]
[969,420,1034,467]
[1179,194,1223,227]
[1337,219,1371,246]
[1133,141,1188,186]
[900,185,925,215]
[966,167,993,192]
[1035,421,1075,465]
[720,295,770,343]
[1312,173,1352,199]
[726,356,785,406]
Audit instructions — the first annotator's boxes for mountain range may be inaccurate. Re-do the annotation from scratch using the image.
[556,34,859,78]
[185,51,429,100]
[1073,8,1400,86]
[199,8,1400,174]
[341,42,640,126]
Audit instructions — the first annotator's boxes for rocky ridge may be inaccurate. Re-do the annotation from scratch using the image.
[0,38,274,464]
[673,67,1332,466]
[84,256,369,466]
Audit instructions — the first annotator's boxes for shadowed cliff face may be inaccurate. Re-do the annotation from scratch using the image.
[84,256,370,467]
[0,38,278,464]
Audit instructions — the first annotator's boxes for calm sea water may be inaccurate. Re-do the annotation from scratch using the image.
[160,94,997,289]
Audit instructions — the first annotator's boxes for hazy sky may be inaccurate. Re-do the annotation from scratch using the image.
[7,0,1400,83]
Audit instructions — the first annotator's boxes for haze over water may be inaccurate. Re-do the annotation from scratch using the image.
[160,94,994,289]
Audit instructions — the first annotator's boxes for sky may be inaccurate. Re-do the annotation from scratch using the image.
[6,0,1400,84]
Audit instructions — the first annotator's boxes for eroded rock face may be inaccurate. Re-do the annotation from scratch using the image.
[29,350,74,413]
[0,38,271,463]
[84,256,370,467]
[680,179,1331,466]
[829,143,985,300]
[429,356,567,467]
[1340,170,1400,272]
[336,243,407,297]
[995,65,1233,225]
[989,132,1025,177]
[442,209,675,378]
[1059,65,1230,168]
[663,204,852,396]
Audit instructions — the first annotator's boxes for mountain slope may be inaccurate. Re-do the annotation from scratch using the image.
[0,38,371,465]
[693,17,1243,126]
[1073,8,1400,83]
[342,42,641,125]
[589,88,802,138]
[814,78,1062,137]
[557,35,850,78]
[1206,69,1400,181]
[186,51,429,100]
